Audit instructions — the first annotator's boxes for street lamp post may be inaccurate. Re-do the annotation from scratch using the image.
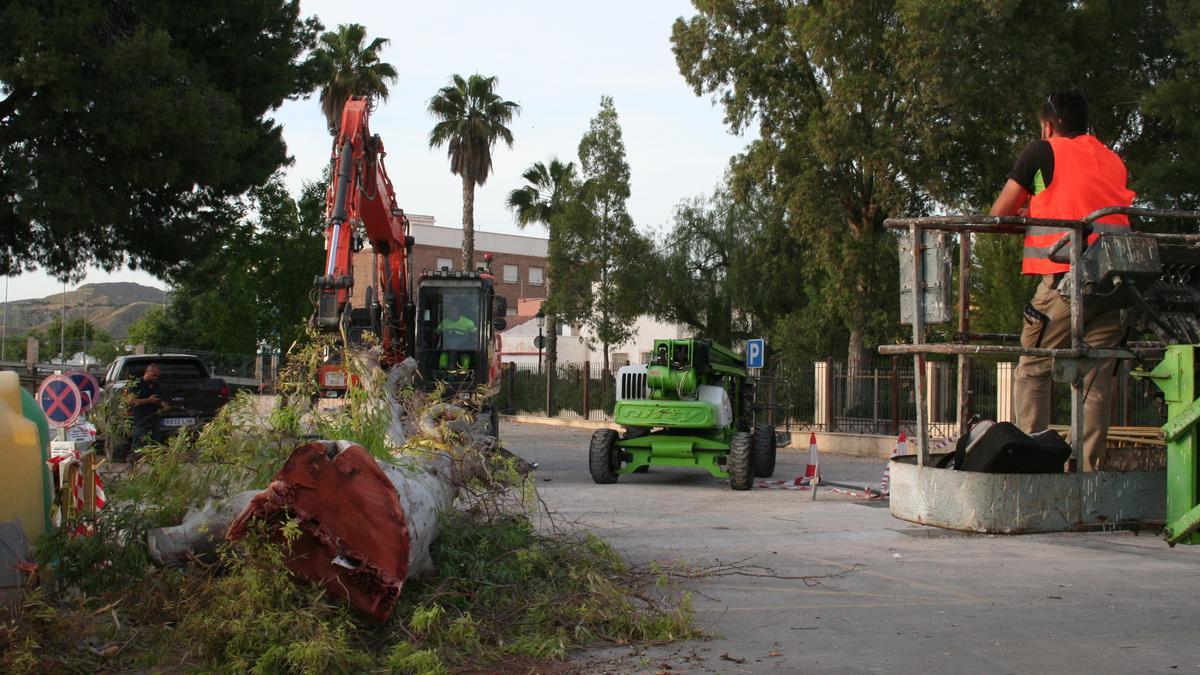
[535,309,545,375]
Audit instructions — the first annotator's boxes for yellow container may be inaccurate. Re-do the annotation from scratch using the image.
[0,371,51,540]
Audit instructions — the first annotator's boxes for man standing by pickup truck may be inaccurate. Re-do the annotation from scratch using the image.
[127,363,165,460]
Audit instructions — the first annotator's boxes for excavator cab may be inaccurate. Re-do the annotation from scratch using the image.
[414,270,506,392]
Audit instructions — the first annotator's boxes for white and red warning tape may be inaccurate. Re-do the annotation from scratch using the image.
[47,450,107,515]
[755,432,956,498]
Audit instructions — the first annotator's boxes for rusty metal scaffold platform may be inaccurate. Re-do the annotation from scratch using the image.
[881,207,1200,535]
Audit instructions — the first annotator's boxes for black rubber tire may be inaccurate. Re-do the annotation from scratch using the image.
[728,431,753,491]
[589,429,620,484]
[752,424,778,478]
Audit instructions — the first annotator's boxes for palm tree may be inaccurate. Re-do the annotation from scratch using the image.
[506,158,576,399]
[310,23,398,134]
[505,158,575,228]
[428,74,520,270]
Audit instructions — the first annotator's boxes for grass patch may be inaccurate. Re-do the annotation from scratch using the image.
[2,514,694,672]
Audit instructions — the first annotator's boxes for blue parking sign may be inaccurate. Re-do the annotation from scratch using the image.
[746,339,765,369]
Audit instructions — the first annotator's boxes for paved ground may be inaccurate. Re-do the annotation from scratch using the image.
[502,421,1200,674]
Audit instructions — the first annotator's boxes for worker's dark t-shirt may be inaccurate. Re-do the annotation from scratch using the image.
[130,379,162,423]
[1007,132,1085,195]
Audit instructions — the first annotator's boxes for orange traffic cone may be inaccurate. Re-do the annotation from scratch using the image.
[803,433,820,483]
[880,432,905,494]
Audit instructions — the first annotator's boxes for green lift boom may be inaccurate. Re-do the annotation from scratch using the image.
[588,338,778,490]
[1137,345,1200,546]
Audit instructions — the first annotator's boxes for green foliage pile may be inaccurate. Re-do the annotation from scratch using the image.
[1,336,695,672]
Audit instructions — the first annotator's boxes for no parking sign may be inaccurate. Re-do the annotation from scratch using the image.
[65,370,100,414]
[37,374,83,429]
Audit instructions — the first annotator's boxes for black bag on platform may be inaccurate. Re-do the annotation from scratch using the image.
[936,420,1071,474]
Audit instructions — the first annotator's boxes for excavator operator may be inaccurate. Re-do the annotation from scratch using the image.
[438,303,477,338]
[437,302,478,370]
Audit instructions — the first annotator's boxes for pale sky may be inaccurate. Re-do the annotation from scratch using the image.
[8,0,750,302]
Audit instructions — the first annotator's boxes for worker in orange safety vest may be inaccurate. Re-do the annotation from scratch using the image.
[989,90,1135,471]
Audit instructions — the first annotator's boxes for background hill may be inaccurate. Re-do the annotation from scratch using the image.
[2,282,166,338]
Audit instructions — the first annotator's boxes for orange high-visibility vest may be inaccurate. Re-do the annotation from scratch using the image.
[1022,134,1135,274]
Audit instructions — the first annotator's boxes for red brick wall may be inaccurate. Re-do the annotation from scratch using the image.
[350,244,547,311]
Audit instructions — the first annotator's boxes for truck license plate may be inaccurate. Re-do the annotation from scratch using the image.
[161,417,196,428]
[323,371,346,387]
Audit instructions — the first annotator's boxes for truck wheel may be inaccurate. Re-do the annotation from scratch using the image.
[753,424,778,478]
[589,429,620,484]
[728,431,753,491]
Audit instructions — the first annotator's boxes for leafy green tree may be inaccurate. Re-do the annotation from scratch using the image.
[0,0,321,279]
[428,74,520,270]
[36,316,118,365]
[506,158,577,376]
[970,235,1038,336]
[126,306,175,353]
[310,23,399,134]
[648,165,806,349]
[1126,0,1200,208]
[131,178,325,355]
[560,97,651,375]
[0,335,28,363]
[672,0,1196,377]
[506,159,577,228]
[673,1,911,379]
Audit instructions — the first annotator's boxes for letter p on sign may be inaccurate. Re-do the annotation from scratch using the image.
[746,339,765,369]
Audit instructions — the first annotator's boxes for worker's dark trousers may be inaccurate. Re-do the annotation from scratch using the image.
[128,420,158,460]
[1015,274,1123,471]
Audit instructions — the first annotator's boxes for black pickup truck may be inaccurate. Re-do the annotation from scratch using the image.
[101,354,232,443]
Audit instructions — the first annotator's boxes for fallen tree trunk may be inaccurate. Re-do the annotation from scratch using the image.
[148,439,458,621]
[227,440,453,620]
[146,490,259,566]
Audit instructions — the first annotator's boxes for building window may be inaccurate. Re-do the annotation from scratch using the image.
[529,267,544,285]
[435,257,453,271]
[503,264,518,283]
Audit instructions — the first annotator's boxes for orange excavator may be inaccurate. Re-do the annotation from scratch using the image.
[313,97,506,434]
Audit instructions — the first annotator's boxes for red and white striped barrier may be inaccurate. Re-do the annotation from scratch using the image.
[47,449,107,525]
[756,476,815,490]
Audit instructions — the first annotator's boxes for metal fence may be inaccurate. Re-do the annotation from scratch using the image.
[499,361,617,421]
[498,354,1168,436]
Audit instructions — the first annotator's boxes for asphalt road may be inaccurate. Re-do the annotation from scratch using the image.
[503,421,1200,674]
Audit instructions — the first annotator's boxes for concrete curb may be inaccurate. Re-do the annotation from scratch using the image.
[502,414,619,432]
[502,415,912,459]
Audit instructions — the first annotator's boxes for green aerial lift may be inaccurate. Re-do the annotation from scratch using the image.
[588,338,777,490]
